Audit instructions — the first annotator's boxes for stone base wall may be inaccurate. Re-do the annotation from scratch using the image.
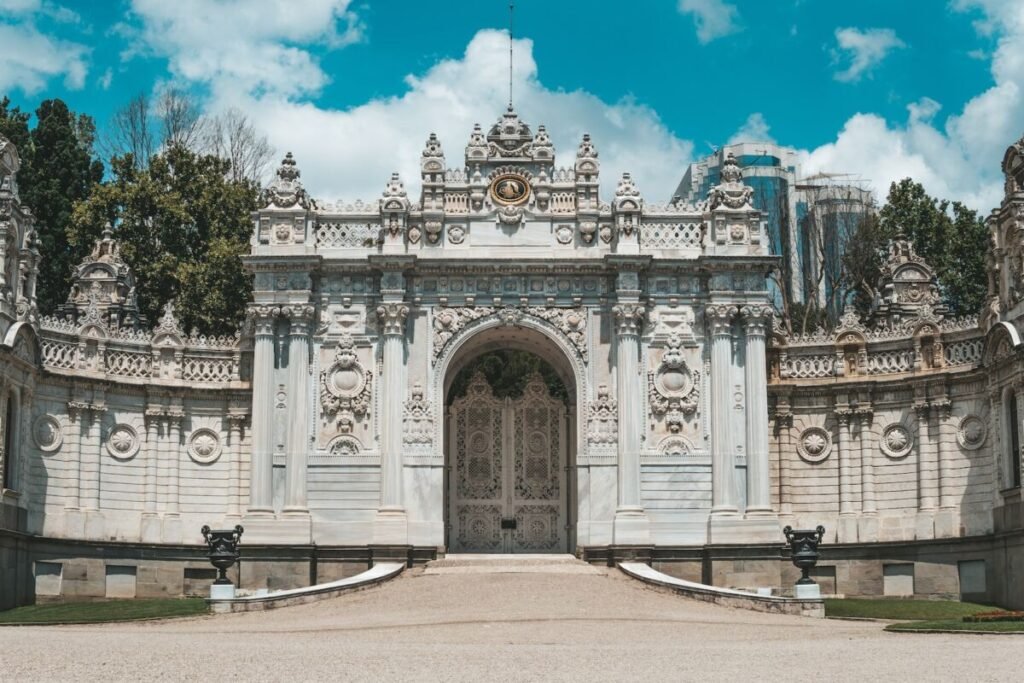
[586,533,1024,609]
[0,500,32,610]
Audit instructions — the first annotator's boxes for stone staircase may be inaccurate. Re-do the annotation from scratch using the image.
[424,554,605,575]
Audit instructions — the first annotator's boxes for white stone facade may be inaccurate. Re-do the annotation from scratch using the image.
[1,114,1023,606]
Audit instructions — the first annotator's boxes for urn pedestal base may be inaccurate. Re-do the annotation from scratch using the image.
[210,583,236,600]
[795,583,821,599]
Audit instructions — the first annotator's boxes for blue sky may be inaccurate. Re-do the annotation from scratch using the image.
[0,0,1019,209]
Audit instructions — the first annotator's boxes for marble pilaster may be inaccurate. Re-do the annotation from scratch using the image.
[707,304,738,515]
[282,304,314,515]
[374,300,410,544]
[741,305,772,514]
[247,304,279,515]
[611,301,649,543]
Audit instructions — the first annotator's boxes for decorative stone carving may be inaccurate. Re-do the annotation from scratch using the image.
[525,307,588,360]
[880,423,914,459]
[320,334,372,432]
[432,306,588,364]
[957,415,987,450]
[555,225,573,244]
[403,382,433,446]
[424,220,442,244]
[261,152,310,209]
[376,303,410,336]
[587,383,617,447]
[106,424,140,460]
[489,173,530,206]
[32,414,62,452]
[578,221,597,243]
[612,303,645,337]
[188,428,222,464]
[796,426,832,463]
[658,435,695,457]
[327,435,363,456]
[707,153,754,210]
[496,204,524,227]
[648,334,700,432]
[448,224,467,244]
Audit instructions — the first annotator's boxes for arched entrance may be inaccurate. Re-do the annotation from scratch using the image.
[440,323,580,554]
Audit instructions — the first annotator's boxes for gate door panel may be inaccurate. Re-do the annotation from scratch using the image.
[449,371,567,553]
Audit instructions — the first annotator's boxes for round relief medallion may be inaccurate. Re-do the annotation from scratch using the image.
[188,428,222,464]
[797,426,832,463]
[106,424,140,460]
[957,415,987,451]
[880,423,913,459]
[655,365,693,397]
[489,174,530,206]
[32,414,63,453]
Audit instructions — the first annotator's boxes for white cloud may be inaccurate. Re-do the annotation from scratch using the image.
[123,0,362,101]
[831,27,905,82]
[131,16,693,202]
[0,14,88,94]
[801,5,1024,212]
[98,67,112,90]
[677,0,740,44]
[728,113,775,144]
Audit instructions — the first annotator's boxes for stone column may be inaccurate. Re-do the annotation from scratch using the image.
[226,414,246,519]
[85,405,103,510]
[612,302,650,542]
[707,304,738,515]
[858,409,876,514]
[143,409,161,516]
[376,302,410,514]
[166,412,183,516]
[741,305,772,514]
[774,410,793,515]
[915,402,937,510]
[283,304,314,514]
[248,305,279,514]
[65,401,85,511]
[836,407,857,542]
[933,398,957,537]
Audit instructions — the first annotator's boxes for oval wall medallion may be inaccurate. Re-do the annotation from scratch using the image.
[188,428,222,464]
[796,426,831,463]
[106,424,140,460]
[32,414,63,453]
[880,423,913,459]
[957,415,987,451]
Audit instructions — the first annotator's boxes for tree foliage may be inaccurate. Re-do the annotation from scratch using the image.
[0,97,104,314]
[842,178,988,318]
[70,144,258,335]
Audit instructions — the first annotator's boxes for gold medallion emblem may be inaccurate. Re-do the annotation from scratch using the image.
[489,174,530,206]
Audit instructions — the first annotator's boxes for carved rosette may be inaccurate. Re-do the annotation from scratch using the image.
[880,423,914,459]
[376,302,410,337]
[648,333,700,432]
[957,415,987,450]
[612,303,645,337]
[106,423,140,460]
[32,414,63,453]
[796,426,832,463]
[587,384,617,447]
[320,333,372,433]
[188,428,222,464]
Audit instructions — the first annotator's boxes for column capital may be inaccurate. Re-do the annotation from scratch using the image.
[705,304,738,337]
[931,398,952,419]
[855,407,874,424]
[740,304,772,334]
[226,413,249,429]
[611,302,645,337]
[248,304,280,336]
[282,304,316,335]
[834,407,854,426]
[773,411,793,428]
[913,402,931,417]
[376,302,411,336]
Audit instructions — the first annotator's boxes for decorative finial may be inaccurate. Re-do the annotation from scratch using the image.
[508,2,515,110]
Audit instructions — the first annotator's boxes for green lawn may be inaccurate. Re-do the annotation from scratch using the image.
[887,619,1024,633]
[824,598,992,621]
[0,598,208,625]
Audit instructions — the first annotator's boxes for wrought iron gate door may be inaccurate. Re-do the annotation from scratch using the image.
[449,372,566,553]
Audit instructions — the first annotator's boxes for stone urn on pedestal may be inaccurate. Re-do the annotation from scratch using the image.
[201,524,244,599]
[783,525,825,599]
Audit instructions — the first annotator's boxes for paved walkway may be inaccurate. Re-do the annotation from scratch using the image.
[3,558,1021,681]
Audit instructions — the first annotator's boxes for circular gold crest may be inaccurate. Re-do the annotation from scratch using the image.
[489,174,530,206]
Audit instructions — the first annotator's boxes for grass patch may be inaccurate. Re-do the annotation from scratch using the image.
[886,619,1024,633]
[824,598,992,621]
[0,598,208,625]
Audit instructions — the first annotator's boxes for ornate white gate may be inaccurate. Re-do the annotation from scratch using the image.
[448,371,567,553]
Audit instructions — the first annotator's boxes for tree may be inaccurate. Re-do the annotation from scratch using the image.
[102,93,154,169]
[203,107,275,184]
[155,88,206,151]
[0,97,104,314]
[70,144,258,335]
[845,178,989,318]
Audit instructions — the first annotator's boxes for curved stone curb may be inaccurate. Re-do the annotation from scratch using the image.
[207,562,404,614]
[618,562,824,618]
[883,627,1024,636]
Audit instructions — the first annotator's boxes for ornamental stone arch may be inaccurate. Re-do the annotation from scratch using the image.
[3,321,40,368]
[982,320,1021,367]
[430,310,588,462]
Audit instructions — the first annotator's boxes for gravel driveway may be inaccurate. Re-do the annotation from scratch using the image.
[2,566,1020,682]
